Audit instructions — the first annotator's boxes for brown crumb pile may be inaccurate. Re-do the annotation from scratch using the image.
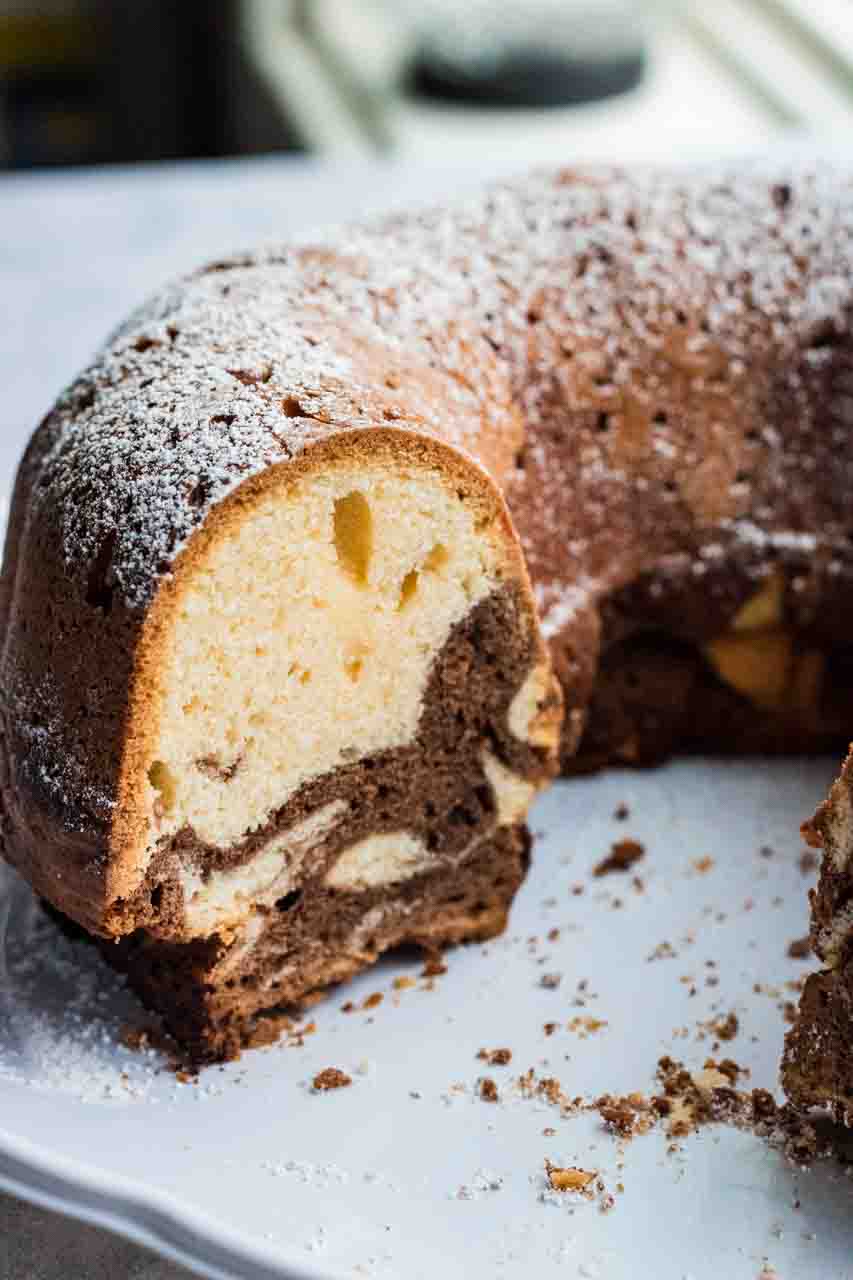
[312,1067,352,1092]
[591,1055,830,1165]
[478,1047,512,1066]
[594,839,645,877]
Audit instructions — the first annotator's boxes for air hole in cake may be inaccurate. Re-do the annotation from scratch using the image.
[596,412,610,433]
[150,885,163,913]
[275,890,302,913]
[148,760,177,814]
[333,491,373,585]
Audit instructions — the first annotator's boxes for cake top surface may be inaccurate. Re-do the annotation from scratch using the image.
[25,154,853,614]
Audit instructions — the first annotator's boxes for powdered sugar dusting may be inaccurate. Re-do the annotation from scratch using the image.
[25,154,853,615]
[0,863,161,1103]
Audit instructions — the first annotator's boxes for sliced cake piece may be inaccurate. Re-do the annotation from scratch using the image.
[783,749,853,1122]
[0,267,560,1061]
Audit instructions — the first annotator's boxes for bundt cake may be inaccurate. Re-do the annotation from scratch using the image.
[2,158,853,1072]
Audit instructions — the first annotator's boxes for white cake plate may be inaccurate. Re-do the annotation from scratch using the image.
[1,759,852,1280]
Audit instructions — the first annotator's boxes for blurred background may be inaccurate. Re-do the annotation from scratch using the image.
[1,0,852,172]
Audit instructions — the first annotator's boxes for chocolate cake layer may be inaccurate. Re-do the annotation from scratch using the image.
[106,825,531,1064]
[783,967,853,1125]
[108,585,556,942]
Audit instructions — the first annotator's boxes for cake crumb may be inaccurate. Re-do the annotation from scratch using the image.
[392,976,417,991]
[478,1047,512,1066]
[421,950,447,977]
[540,972,562,990]
[595,1092,654,1138]
[567,1015,608,1037]
[594,839,645,877]
[647,940,677,962]
[479,1077,499,1103]
[787,937,811,959]
[706,1011,739,1043]
[312,1068,352,1092]
[613,803,630,821]
[362,992,383,1010]
[798,850,819,875]
[693,856,715,874]
[545,1160,596,1193]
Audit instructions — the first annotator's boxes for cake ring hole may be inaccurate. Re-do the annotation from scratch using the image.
[333,492,373,585]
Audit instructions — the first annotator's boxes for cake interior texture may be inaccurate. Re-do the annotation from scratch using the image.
[86,453,557,1061]
[130,462,514,933]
